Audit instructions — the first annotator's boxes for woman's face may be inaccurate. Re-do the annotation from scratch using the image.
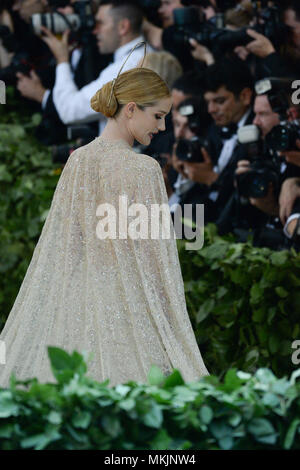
[126,96,173,146]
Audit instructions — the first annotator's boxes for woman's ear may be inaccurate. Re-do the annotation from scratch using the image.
[125,102,136,118]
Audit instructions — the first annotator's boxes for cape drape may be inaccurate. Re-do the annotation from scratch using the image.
[0,136,209,387]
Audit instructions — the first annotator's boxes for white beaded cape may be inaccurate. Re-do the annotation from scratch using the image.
[0,136,209,387]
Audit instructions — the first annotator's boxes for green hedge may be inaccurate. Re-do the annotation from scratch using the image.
[177,225,300,379]
[0,347,299,450]
[0,87,61,329]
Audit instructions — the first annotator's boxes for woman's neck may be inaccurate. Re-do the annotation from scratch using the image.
[100,120,134,147]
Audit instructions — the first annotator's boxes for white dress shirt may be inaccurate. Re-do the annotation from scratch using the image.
[52,36,154,134]
[41,47,83,110]
[209,109,251,202]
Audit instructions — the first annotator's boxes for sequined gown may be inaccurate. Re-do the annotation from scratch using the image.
[0,136,209,388]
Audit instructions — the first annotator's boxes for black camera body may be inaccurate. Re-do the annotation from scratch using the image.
[176,135,206,163]
[175,96,212,163]
[265,121,300,152]
[52,124,98,163]
[236,126,281,199]
[170,2,287,58]
[0,50,32,85]
[236,157,281,199]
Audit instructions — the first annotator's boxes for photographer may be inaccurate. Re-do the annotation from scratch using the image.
[15,0,111,146]
[167,95,216,228]
[233,1,300,80]
[234,80,300,248]
[1,0,52,87]
[177,1,300,82]
[0,0,74,145]
[177,56,254,225]
[41,0,154,136]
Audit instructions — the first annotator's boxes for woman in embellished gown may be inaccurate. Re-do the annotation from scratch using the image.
[0,43,209,388]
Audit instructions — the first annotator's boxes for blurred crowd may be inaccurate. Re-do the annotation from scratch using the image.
[1,0,300,250]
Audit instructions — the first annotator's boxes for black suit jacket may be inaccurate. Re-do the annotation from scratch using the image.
[35,39,113,146]
[206,110,255,218]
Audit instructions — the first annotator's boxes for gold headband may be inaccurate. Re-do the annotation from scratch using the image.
[107,41,147,107]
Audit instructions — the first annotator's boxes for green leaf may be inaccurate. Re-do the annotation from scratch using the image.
[269,335,280,354]
[142,402,163,429]
[0,391,19,418]
[199,405,213,424]
[20,426,61,450]
[250,284,264,304]
[118,398,136,411]
[147,365,165,386]
[47,347,87,384]
[115,384,131,397]
[275,286,288,298]
[219,436,234,450]
[228,413,241,427]
[47,411,62,425]
[262,393,280,407]
[270,251,289,266]
[196,299,215,322]
[163,369,184,389]
[210,422,232,440]
[0,164,12,182]
[223,369,244,392]
[72,410,91,429]
[284,419,300,449]
[101,415,122,438]
[247,418,277,444]
[150,429,172,450]
[0,423,14,438]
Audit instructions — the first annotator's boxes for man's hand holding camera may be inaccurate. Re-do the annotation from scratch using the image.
[181,147,218,186]
[188,38,214,66]
[279,138,300,167]
[40,25,71,64]
[245,29,276,58]
[16,69,46,103]
[279,177,300,224]
[236,159,279,216]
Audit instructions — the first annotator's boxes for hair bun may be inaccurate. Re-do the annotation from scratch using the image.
[90,81,118,118]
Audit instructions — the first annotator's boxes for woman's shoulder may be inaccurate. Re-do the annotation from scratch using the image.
[65,139,162,176]
[131,150,162,172]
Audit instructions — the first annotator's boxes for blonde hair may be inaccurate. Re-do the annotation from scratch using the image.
[137,51,183,89]
[90,67,171,118]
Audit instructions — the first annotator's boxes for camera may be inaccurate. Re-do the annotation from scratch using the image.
[31,0,94,39]
[236,124,281,199]
[175,96,212,163]
[168,1,287,59]
[265,121,300,152]
[52,124,97,163]
[0,51,32,85]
